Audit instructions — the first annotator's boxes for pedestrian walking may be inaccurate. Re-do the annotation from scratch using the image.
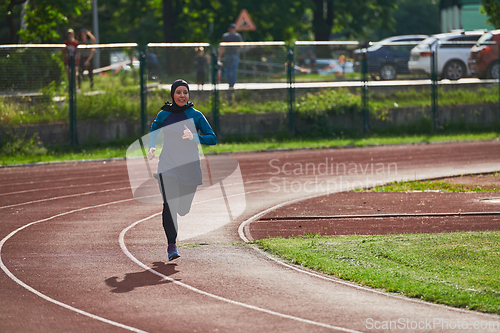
[218,23,243,88]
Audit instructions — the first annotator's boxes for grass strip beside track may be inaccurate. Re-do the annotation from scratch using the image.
[258,231,500,314]
[2,133,500,166]
[357,174,500,193]
[258,178,500,314]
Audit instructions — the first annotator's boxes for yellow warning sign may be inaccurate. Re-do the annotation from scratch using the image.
[234,9,256,31]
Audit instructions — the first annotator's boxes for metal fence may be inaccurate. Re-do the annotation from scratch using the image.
[0,39,499,149]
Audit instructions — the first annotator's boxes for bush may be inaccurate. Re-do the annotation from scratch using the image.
[0,127,47,156]
[0,47,65,91]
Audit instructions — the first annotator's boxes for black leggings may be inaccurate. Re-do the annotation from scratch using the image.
[159,174,197,244]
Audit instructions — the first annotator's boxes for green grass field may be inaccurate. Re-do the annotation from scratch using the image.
[357,176,499,192]
[258,231,500,314]
[2,133,500,166]
[258,178,500,313]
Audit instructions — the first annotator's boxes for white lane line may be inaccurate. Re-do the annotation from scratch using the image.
[238,189,348,243]
[0,198,149,333]
[0,180,129,197]
[0,185,265,332]
[0,186,131,210]
[0,171,125,188]
[238,190,500,319]
[120,217,362,333]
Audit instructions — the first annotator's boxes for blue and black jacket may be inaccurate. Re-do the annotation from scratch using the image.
[149,107,216,185]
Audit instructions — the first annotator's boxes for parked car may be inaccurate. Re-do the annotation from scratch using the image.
[353,35,428,80]
[468,29,500,79]
[408,30,485,80]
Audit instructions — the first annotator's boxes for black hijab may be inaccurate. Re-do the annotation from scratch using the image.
[161,79,194,113]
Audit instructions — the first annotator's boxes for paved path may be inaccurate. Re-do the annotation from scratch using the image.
[1,141,500,332]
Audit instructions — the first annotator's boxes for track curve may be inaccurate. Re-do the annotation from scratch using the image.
[1,141,500,332]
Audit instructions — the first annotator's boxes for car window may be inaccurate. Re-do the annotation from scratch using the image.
[389,45,413,52]
[440,35,480,48]
[476,32,493,46]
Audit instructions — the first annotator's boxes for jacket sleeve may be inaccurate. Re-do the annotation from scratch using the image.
[148,111,168,149]
[191,110,217,145]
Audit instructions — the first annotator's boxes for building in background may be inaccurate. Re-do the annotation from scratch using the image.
[440,0,495,32]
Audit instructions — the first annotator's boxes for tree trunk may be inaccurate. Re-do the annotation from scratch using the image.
[312,0,334,41]
[162,0,176,43]
[8,0,28,43]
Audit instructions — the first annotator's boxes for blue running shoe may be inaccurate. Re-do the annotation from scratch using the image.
[167,243,180,261]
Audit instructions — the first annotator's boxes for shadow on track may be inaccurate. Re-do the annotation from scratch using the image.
[105,262,179,293]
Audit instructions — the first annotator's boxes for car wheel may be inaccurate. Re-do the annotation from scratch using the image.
[380,64,397,80]
[443,61,465,80]
[487,62,499,80]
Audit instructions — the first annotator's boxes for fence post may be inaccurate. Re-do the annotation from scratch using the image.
[287,45,295,137]
[68,51,77,150]
[139,44,148,135]
[211,47,220,135]
[430,45,438,132]
[361,48,369,135]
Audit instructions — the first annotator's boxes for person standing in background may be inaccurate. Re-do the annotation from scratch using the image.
[78,29,96,89]
[62,29,80,81]
[195,46,209,90]
[217,23,243,89]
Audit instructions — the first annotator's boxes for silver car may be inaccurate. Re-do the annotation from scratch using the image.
[408,30,485,80]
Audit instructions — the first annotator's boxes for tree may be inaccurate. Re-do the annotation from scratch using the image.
[5,0,26,43]
[309,0,397,40]
[2,0,402,44]
[393,0,439,37]
[157,0,310,43]
[482,0,500,29]
[367,0,440,41]
[3,0,90,43]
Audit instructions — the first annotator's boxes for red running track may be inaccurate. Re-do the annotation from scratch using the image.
[1,141,500,332]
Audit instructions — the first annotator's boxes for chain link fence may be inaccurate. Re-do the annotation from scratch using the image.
[1,38,499,151]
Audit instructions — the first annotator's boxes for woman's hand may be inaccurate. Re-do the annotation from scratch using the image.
[147,147,156,160]
[182,125,193,140]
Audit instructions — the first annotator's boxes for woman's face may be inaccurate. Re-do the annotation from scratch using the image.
[173,86,189,106]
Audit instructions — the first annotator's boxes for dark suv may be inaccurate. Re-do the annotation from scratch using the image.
[354,35,428,80]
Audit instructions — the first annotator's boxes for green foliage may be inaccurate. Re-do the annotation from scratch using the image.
[326,0,398,40]
[482,0,500,29]
[16,0,90,42]
[0,85,69,126]
[389,0,440,38]
[0,127,47,156]
[6,0,399,45]
[0,47,65,91]
[94,0,164,44]
[368,0,440,40]
[370,87,499,108]
[296,89,361,117]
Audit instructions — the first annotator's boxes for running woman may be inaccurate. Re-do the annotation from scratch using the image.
[147,79,217,260]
